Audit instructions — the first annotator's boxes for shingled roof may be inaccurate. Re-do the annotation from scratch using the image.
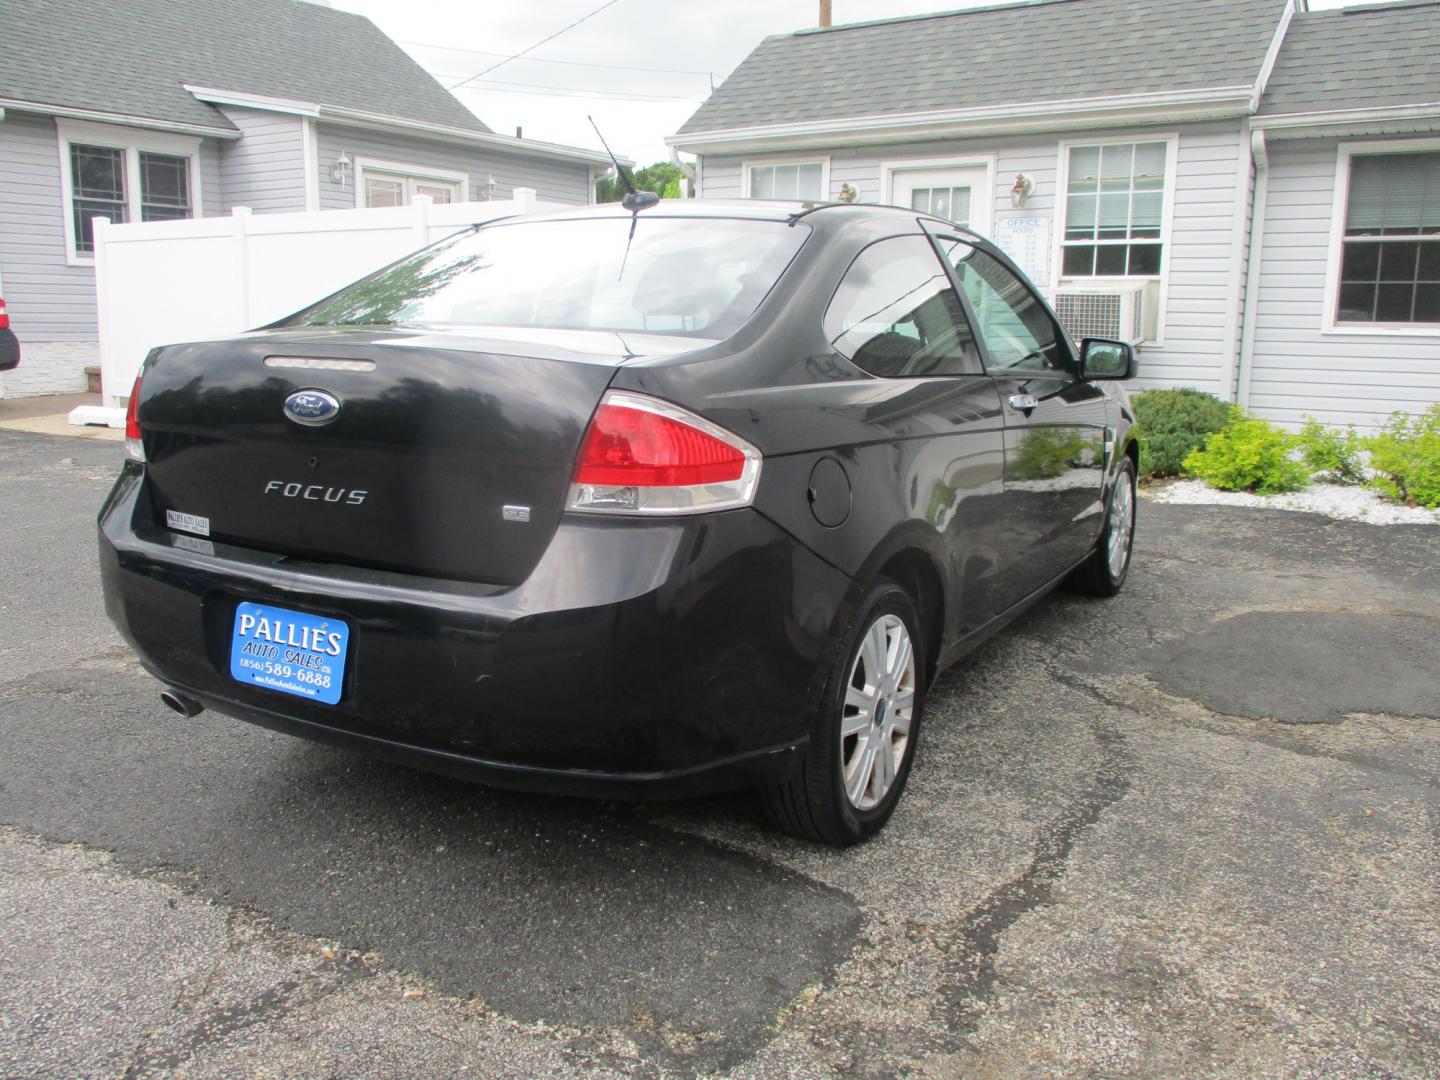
[1260,1,1440,116]
[0,0,490,134]
[677,0,1287,137]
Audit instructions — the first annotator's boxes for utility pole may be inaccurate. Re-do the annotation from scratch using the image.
[819,1,831,28]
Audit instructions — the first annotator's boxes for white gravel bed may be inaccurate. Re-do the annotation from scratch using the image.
[1147,479,1440,526]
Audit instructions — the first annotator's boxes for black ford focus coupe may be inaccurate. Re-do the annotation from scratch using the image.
[99,200,1138,845]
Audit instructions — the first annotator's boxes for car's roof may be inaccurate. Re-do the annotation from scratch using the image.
[479,197,1012,272]
[514,199,936,227]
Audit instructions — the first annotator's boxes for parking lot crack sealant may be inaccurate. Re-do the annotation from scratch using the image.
[929,686,1134,1045]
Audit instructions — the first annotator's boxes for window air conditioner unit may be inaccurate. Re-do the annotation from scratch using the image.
[1053,283,1158,346]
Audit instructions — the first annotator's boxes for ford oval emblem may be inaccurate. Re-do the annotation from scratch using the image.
[283,389,341,427]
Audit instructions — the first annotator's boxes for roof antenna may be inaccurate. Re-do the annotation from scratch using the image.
[588,115,659,213]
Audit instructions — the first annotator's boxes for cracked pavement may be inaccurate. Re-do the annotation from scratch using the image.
[1,427,1437,1078]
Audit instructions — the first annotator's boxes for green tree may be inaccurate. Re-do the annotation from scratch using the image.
[596,161,688,203]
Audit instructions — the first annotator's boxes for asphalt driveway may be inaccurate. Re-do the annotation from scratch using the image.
[1,427,1437,1078]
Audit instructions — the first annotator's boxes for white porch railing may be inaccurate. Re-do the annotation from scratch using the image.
[74,189,561,423]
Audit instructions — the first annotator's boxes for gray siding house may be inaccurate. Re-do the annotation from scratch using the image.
[0,0,613,399]
[668,0,1440,431]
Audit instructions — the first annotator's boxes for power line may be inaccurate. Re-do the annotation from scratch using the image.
[398,38,714,81]
[449,0,627,91]
[438,74,704,103]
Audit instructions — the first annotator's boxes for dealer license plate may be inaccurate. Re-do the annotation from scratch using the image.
[229,602,348,705]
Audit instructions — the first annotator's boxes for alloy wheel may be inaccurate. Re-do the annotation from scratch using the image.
[1107,473,1135,579]
[840,613,916,810]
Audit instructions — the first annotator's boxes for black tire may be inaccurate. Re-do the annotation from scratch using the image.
[761,581,927,846]
[1067,455,1137,598]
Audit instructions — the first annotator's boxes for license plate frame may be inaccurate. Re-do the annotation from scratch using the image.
[229,601,348,706]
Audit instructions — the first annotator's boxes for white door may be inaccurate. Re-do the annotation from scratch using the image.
[890,165,992,233]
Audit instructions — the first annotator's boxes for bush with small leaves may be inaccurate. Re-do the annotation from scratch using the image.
[1297,416,1366,484]
[1365,404,1440,509]
[1130,387,1231,478]
[1183,408,1309,494]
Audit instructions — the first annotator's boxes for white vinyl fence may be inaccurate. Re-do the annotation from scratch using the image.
[76,189,561,421]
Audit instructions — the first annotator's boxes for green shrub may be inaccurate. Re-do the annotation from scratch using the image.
[1183,409,1308,494]
[1364,404,1440,509]
[1130,388,1231,478]
[1297,416,1366,485]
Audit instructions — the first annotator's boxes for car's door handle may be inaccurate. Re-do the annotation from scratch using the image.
[1007,393,1038,412]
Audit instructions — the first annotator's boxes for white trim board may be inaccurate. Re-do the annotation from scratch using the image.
[56,118,204,267]
[1051,133,1179,348]
[1255,103,1440,137]
[0,97,237,139]
[183,86,320,117]
[1249,0,1301,115]
[183,85,624,167]
[1320,136,1440,339]
[301,117,320,213]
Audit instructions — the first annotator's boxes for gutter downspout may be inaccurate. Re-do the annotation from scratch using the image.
[1236,129,1269,410]
[669,146,697,198]
[1218,125,1255,401]
[1231,0,1298,404]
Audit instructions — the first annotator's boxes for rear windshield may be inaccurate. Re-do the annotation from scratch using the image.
[283,216,810,340]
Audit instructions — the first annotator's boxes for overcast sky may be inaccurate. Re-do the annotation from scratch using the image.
[333,0,1365,166]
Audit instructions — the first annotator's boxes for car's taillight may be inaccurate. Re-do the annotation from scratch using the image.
[569,391,761,515]
[0,298,9,330]
[124,373,145,463]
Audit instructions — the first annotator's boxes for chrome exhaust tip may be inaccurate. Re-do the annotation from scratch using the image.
[160,689,204,718]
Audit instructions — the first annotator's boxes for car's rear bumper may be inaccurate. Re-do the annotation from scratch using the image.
[99,464,850,795]
[144,676,808,799]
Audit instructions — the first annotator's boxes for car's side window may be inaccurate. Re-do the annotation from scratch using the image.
[938,239,1072,375]
[824,235,984,378]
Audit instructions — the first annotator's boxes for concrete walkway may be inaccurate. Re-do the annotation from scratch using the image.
[0,393,121,441]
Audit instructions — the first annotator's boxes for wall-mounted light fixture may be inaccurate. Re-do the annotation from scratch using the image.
[1010,173,1035,209]
[331,151,351,187]
[837,182,859,204]
[484,174,497,201]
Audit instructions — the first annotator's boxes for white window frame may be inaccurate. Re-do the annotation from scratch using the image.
[353,157,467,209]
[57,119,203,267]
[1053,133,1178,348]
[1322,136,1440,338]
[879,155,997,234]
[739,156,830,201]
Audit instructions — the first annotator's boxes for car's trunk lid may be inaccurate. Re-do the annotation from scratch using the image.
[138,327,703,585]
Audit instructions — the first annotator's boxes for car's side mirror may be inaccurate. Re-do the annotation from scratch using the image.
[1079,338,1135,381]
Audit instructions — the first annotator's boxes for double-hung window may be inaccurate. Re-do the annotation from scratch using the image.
[69,145,128,252]
[59,121,198,262]
[745,161,826,201]
[1061,141,1168,278]
[138,152,193,222]
[1335,150,1440,326]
